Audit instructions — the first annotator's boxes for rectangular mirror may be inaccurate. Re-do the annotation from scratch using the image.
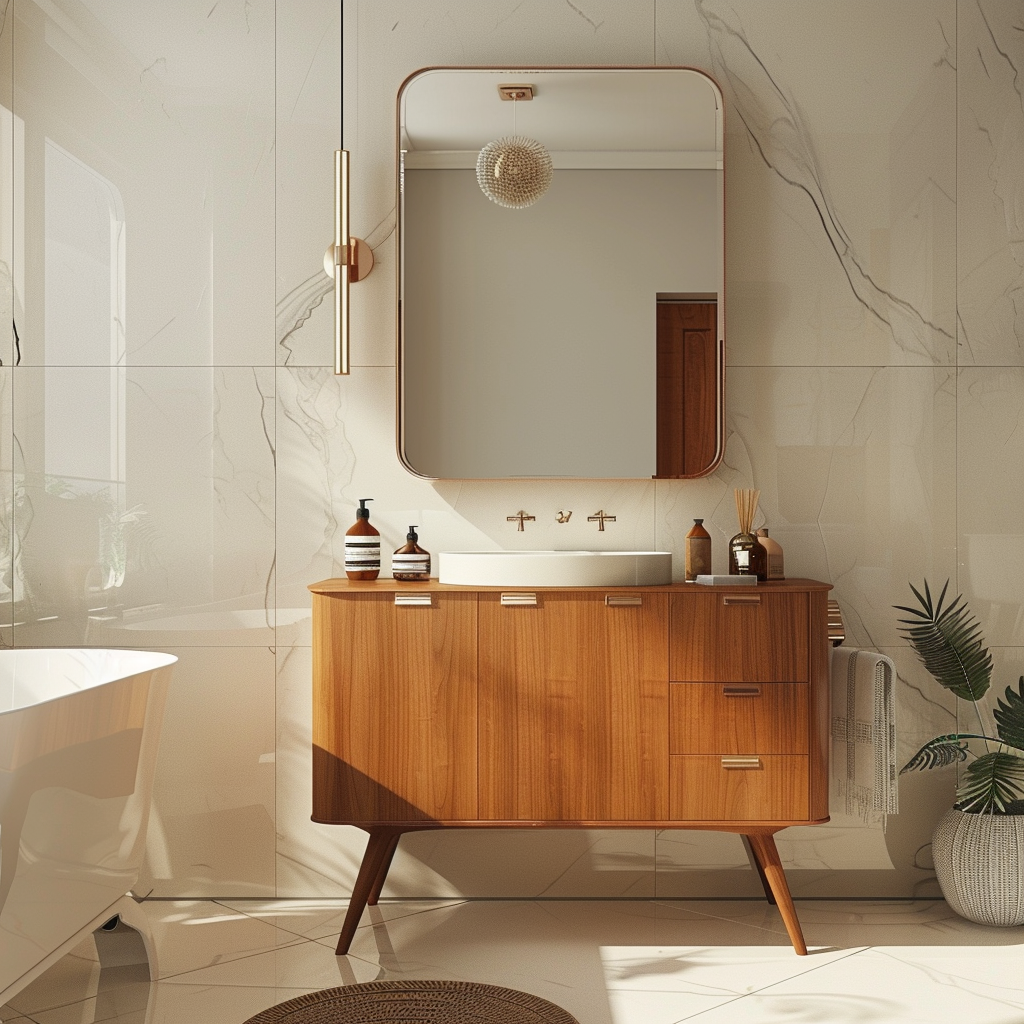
[397,67,724,479]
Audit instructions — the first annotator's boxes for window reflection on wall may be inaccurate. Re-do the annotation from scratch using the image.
[44,139,125,485]
[17,139,136,640]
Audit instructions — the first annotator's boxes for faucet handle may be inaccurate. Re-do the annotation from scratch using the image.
[507,510,536,532]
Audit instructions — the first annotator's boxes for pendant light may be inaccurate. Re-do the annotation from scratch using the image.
[476,85,552,210]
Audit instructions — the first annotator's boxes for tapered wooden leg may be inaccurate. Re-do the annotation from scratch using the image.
[745,832,807,955]
[741,835,777,905]
[335,828,404,955]
[366,833,401,906]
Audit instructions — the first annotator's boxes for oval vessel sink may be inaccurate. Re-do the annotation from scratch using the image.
[438,550,672,587]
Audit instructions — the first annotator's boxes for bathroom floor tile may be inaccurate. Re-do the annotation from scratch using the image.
[12,900,1024,1024]
[674,946,1024,1024]
[159,937,381,989]
[130,900,308,979]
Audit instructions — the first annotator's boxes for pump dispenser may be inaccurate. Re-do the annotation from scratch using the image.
[345,499,380,580]
[392,525,431,581]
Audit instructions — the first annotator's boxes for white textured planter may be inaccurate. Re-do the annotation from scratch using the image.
[932,808,1024,926]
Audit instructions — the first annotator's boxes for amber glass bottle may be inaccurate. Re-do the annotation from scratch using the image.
[344,498,380,581]
[684,519,712,581]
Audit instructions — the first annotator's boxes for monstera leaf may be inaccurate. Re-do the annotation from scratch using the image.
[994,677,1024,752]
[900,735,971,774]
[895,580,992,703]
[955,752,1024,814]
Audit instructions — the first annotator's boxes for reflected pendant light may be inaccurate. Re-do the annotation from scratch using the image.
[476,85,552,209]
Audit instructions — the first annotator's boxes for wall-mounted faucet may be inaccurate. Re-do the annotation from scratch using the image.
[507,510,536,532]
[588,510,616,532]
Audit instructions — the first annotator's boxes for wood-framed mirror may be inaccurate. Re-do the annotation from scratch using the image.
[397,67,724,479]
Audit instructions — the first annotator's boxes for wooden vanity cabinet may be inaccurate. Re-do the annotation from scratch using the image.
[310,578,832,957]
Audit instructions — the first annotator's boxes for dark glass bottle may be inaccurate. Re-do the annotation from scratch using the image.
[684,518,712,581]
[728,531,767,580]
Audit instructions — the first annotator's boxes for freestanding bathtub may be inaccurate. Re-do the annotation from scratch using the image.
[0,649,175,1003]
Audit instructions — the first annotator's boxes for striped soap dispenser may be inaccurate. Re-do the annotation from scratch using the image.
[344,499,380,580]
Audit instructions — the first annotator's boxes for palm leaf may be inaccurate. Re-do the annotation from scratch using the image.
[955,752,1024,814]
[895,579,992,703]
[993,677,1024,752]
[900,735,972,774]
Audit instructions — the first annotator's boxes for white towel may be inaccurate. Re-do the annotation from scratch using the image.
[829,646,898,824]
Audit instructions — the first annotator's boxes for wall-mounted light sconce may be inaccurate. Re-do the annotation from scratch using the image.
[324,150,374,375]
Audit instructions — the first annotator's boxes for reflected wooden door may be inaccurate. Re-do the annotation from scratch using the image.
[656,299,717,477]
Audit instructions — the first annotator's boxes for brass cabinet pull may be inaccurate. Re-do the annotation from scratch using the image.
[501,593,538,606]
[605,594,642,607]
[722,685,760,696]
[723,594,761,605]
[721,756,762,769]
[394,593,432,607]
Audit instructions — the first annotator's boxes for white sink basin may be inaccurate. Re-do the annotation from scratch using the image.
[437,550,672,587]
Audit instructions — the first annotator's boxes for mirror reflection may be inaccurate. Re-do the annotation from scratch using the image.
[398,68,724,479]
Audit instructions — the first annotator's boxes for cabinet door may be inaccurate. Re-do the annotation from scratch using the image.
[312,592,477,823]
[479,592,669,821]
[670,591,809,682]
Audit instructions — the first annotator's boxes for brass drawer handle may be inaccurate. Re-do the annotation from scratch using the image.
[722,685,761,696]
[394,593,432,607]
[723,594,761,605]
[721,756,762,770]
[605,594,642,607]
[501,592,538,606]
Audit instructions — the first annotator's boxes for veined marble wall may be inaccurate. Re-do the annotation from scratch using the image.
[0,0,1020,901]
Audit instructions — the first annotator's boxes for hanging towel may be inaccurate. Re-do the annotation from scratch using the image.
[829,646,898,824]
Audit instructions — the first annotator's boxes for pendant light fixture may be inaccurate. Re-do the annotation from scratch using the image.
[476,84,552,209]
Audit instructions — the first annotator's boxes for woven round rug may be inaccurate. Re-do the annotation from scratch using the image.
[243,980,580,1023]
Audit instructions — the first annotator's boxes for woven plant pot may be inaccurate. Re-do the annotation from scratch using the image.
[932,807,1024,926]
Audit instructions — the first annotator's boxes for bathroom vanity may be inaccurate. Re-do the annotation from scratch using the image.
[310,577,832,955]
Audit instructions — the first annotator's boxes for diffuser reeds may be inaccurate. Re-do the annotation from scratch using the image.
[734,488,760,534]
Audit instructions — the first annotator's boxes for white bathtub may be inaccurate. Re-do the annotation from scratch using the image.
[0,649,175,1004]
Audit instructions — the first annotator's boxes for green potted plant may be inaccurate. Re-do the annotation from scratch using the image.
[897,580,1024,925]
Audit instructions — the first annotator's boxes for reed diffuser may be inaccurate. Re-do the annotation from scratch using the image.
[729,488,767,579]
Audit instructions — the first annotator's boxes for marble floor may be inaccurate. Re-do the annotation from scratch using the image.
[3,898,1024,1024]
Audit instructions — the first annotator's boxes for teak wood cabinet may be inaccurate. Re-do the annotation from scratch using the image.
[310,578,832,956]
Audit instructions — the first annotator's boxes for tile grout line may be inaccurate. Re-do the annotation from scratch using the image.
[666,944,874,1023]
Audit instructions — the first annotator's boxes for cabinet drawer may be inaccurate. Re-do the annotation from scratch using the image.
[669,682,808,755]
[669,754,808,820]
[670,592,808,682]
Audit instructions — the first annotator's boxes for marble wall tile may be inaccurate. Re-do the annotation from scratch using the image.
[137,645,277,898]
[15,0,275,368]
[682,0,956,368]
[959,367,1024,644]
[718,367,957,647]
[957,0,1024,366]
[276,0,342,370]
[12,366,275,647]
